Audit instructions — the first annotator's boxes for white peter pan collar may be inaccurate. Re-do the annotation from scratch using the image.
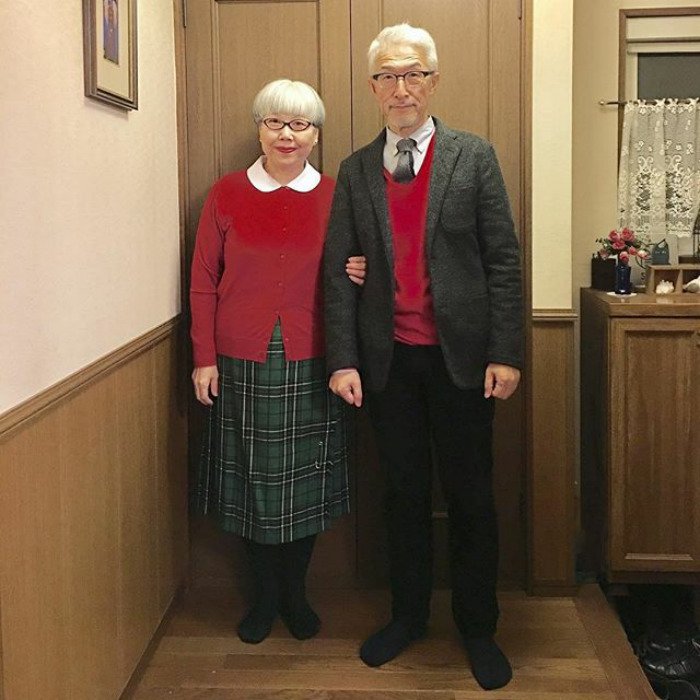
[246,156,321,192]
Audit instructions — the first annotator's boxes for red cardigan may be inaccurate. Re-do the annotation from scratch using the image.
[190,171,335,366]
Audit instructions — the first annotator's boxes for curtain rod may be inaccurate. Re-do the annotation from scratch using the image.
[599,98,698,106]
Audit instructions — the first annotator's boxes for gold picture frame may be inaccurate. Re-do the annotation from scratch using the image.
[82,0,138,110]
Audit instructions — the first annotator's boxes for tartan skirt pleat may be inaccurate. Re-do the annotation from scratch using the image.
[194,323,349,544]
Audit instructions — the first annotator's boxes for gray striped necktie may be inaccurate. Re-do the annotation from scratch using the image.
[393,138,417,183]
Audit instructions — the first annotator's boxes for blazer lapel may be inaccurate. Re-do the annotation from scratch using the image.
[360,131,394,268]
[426,119,461,257]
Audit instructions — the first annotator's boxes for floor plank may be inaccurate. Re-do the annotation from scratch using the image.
[126,585,652,699]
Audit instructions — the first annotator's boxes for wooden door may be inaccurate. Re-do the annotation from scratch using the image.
[184,0,355,589]
[184,0,526,590]
[349,0,526,588]
[608,318,700,574]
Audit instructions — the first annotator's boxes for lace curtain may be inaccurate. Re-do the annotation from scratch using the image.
[617,99,700,238]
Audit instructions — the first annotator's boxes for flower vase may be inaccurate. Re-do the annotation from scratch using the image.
[614,261,632,295]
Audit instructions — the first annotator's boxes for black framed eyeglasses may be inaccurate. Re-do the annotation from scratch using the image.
[371,71,435,89]
[261,117,315,132]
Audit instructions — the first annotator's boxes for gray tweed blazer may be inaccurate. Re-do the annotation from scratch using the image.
[323,118,523,391]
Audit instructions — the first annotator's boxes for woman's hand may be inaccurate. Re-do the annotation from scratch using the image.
[346,256,367,286]
[192,365,219,406]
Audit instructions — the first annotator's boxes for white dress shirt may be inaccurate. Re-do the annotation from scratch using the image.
[383,117,436,176]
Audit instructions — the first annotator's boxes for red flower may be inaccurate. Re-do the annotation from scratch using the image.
[595,227,650,268]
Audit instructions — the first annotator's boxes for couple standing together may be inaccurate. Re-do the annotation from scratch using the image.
[190,23,523,692]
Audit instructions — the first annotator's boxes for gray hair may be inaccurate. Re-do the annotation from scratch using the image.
[367,23,438,73]
[252,79,325,126]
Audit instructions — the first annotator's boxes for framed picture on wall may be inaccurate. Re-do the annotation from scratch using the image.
[82,0,138,110]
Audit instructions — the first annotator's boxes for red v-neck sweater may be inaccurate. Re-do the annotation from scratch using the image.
[384,137,439,345]
[190,171,335,366]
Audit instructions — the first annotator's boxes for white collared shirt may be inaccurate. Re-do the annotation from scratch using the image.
[246,156,321,192]
[383,117,436,176]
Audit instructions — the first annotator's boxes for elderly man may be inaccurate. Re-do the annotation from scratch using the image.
[324,23,523,690]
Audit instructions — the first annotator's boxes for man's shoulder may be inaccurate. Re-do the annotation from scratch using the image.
[339,131,384,170]
[436,120,491,153]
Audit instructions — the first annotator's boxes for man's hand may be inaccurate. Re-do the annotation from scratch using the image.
[346,256,367,286]
[192,365,219,406]
[329,368,363,407]
[483,363,520,400]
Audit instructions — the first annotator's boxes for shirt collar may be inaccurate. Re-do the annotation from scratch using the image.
[385,117,435,156]
[246,156,321,192]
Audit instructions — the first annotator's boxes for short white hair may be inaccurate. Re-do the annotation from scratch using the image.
[252,79,325,126]
[367,23,438,73]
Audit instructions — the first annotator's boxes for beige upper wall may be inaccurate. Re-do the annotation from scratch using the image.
[0,1,180,413]
[532,0,574,310]
[572,0,700,303]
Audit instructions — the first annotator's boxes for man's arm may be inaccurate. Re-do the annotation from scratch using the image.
[475,142,524,373]
[323,163,363,375]
[329,368,363,407]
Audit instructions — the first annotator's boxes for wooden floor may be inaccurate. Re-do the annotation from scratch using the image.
[126,585,655,699]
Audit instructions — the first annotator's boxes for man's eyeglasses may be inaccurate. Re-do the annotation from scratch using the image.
[261,117,315,132]
[371,71,435,90]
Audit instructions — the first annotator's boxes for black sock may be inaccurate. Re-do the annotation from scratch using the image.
[238,540,279,644]
[359,619,426,667]
[280,535,321,640]
[463,636,512,690]
[237,596,277,644]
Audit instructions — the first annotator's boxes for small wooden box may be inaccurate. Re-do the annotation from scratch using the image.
[645,264,700,293]
[591,257,615,291]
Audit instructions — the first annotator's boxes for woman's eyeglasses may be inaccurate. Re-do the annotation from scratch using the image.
[261,117,314,132]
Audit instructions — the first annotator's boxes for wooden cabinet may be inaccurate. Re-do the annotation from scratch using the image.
[581,289,700,582]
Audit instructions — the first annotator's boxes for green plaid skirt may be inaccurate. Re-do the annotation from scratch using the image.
[195,324,349,544]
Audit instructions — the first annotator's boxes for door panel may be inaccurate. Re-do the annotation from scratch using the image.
[185,0,355,590]
[609,319,700,572]
[349,0,525,587]
[185,0,525,589]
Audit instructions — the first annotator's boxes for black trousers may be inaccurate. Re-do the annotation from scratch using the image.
[367,343,499,638]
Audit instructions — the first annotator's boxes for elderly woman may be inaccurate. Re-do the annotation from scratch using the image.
[190,79,363,644]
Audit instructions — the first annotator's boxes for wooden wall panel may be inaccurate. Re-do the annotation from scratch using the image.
[154,335,189,611]
[0,413,68,699]
[0,601,3,700]
[59,379,121,698]
[0,321,186,699]
[530,313,577,593]
[116,351,161,680]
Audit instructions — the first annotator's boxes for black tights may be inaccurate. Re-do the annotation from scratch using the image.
[238,535,319,643]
